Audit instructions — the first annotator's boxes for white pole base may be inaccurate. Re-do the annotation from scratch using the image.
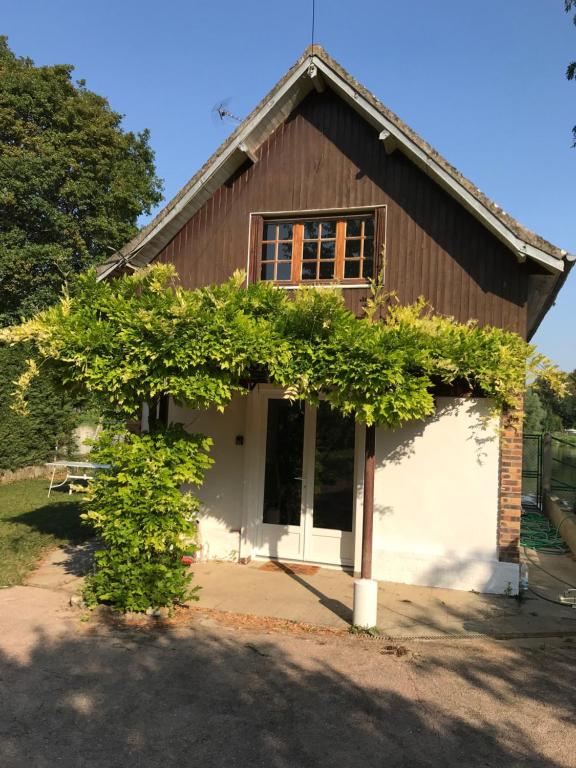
[353,578,378,629]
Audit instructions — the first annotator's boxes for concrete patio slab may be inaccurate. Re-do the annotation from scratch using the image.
[190,552,576,639]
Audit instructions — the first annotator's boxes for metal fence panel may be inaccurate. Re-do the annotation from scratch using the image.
[522,433,542,509]
[551,435,576,510]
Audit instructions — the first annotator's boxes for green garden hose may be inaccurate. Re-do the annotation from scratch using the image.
[520,510,569,553]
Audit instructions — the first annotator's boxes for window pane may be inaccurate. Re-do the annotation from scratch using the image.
[320,221,336,238]
[264,222,277,241]
[276,262,291,281]
[363,239,374,260]
[278,242,292,261]
[261,262,275,281]
[363,258,374,279]
[263,399,304,526]
[345,239,361,259]
[319,261,334,279]
[262,243,276,261]
[303,242,317,261]
[304,221,319,239]
[346,218,362,237]
[344,260,360,279]
[320,241,335,260]
[301,262,316,280]
[364,217,374,237]
[278,222,293,240]
[313,402,354,531]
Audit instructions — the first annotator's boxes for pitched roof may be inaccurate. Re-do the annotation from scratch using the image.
[99,46,574,327]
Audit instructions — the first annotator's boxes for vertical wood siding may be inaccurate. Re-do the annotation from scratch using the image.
[157,90,528,336]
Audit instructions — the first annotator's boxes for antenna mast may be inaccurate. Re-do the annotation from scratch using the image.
[311,0,316,56]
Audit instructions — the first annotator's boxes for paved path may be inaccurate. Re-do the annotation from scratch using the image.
[0,547,575,767]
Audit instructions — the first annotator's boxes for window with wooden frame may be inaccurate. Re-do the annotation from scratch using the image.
[250,209,385,286]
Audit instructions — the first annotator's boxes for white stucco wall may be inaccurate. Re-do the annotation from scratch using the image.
[170,396,248,561]
[354,397,519,594]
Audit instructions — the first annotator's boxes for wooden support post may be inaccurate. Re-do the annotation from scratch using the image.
[361,424,376,580]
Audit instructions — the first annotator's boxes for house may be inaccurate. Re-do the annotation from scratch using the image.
[101,47,574,595]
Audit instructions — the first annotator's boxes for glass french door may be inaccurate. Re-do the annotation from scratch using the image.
[257,394,355,566]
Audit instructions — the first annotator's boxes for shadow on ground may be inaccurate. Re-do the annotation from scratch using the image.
[0,614,575,767]
[273,561,353,624]
[12,496,87,542]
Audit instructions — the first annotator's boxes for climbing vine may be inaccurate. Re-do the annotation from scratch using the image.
[1,264,564,611]
[3,263,563,424]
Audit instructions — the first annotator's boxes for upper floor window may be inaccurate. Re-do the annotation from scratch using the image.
[251,211,384,285]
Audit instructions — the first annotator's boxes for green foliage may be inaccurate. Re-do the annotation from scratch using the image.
[349,624,381,637]
[523,388,546,433]
[0,37,163,326]
[82,425,213,612]
[4,265,562,428]
[0,343,78,470]
[531,370,576,431]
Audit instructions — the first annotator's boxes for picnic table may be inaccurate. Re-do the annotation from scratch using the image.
[46,461,110,496]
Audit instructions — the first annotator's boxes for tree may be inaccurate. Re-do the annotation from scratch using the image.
[566,1,576,144]
[0,343,78,470]
[0,37,163,326]
[0,38,163,469]
[523,387,546,433]
[531,370,576,431]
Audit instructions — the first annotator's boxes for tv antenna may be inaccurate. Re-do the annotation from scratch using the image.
[212,98,242,125]
[311,0,316,56]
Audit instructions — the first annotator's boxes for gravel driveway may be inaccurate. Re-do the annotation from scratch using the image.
[0,583,575,767]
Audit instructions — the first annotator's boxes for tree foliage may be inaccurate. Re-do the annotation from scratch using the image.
[0,37,163,325]
[0,343,77,470]
[530,370,576,432]
[523,388,548,434]
[0,37,163,470]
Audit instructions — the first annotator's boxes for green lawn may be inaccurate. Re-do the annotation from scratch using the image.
[0,480,88,587]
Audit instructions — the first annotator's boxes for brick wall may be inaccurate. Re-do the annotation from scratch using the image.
[498,405,523,563]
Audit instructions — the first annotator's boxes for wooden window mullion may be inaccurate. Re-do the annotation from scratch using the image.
[292,223,303,283]
[335,220,346,280]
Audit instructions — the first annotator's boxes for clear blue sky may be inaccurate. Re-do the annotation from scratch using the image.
[4,0,575,369]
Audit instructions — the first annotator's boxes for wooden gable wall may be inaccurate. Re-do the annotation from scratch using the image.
[156,89,530,336]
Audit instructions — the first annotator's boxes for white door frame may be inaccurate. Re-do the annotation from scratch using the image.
[241,385,356,567]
